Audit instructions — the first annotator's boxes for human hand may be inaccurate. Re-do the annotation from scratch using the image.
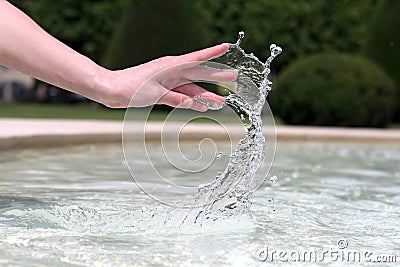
[98,43,237,111]
[0,2,237,110]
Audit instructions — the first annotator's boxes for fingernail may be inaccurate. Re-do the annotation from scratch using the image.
[180,99,193,109]
[192,101,208,112]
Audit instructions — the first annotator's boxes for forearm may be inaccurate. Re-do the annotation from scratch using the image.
[0,1,233,110]
[0,1,110,101]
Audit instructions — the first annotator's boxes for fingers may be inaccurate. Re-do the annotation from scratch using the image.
[157,89,208,112]
[182,65,238,82]
[173,83,225,101]
[113,44,231,111]
[173,83,210,97]
[190,100,209,112]
[173,83,226,111]
[178,43,230,63]
[107,102,126,108]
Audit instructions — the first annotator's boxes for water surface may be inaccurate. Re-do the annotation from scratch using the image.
[0,143,399,265]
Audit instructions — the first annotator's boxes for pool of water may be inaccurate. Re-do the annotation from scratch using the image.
[0,142,399,266]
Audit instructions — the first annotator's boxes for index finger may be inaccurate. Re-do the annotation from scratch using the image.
[178,43,230,63]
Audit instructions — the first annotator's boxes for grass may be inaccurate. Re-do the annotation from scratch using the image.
[0,102,279,125]
[0,102,125,120]
[5,102,398,128]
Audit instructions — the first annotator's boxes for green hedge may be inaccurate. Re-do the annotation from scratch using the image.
[10,0,379,69]
[363,0,400,121]
[271,54,396,127]
[9,0,127,62]
[103,0,207,69]
[198,0,378,69]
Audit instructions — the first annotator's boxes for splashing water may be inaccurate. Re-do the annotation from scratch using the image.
[43,32,282,231]
[162,32,282,226]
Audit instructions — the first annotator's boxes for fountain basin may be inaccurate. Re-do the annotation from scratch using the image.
[0,119,399,265]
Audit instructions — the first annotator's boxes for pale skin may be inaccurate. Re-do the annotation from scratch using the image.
[0,1,236,111]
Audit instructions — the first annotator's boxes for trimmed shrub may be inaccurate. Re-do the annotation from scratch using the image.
[271,54,396,127]
[363,0,400,121]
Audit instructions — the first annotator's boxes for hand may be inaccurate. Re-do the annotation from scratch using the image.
[98,43,237,111]
[0,2,237,111]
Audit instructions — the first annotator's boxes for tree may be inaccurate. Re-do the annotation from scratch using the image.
[9,0,127,63]
[103,0,207,69]
[363,0,400,121]
[197,0,379,69]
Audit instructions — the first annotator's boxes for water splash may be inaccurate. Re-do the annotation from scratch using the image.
[236,31,245,46]
[193,30,269,110]
[270,175,278,184]
[164,32,282,225]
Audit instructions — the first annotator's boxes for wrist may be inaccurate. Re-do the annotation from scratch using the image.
[90,66,115,104]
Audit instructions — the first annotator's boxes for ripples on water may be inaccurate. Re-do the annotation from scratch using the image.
[0,143,399,265]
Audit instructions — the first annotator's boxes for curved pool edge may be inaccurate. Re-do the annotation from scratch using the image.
[1,118,400,150]
[275,125,400,143]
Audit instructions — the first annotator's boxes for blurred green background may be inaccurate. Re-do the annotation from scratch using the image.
[1,0,399,127]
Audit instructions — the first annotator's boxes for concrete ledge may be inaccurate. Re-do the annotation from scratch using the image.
[1,118,400,150]
[0,119,123,150]
[275,126,400,143]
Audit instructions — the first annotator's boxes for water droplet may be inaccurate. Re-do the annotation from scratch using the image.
[215,152,225,159]
[236,31,245,45]
[141,207,148,213]
[267,197,274,203]
[198,183,207,191]
[269,43,282,57]
[270,175,278,184]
